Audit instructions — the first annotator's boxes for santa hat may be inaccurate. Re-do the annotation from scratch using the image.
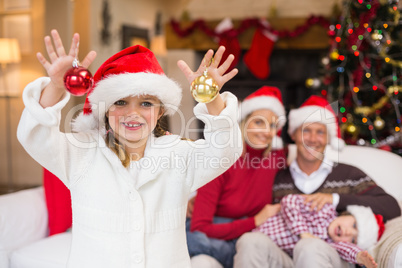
[239,86,286,149]
[73,45,182,133]
[287,95,345,150]
[347,205,385,250]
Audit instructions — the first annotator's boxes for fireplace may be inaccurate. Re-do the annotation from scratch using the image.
[196,48,328,142]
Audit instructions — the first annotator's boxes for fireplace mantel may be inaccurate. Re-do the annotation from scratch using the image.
[166,17,330,51]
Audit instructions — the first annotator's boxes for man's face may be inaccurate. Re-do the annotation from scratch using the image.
[292,122,328,164]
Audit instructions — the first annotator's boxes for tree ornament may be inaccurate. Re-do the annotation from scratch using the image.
[64,59,93,96]
[63,41,94,96]
[357,138,366,146]
[374,115,385,130]
[321,57,330,65]
[190,68,219,103]
[371,30,383,41]
[346,122,358,134]
[330,49,340,61]
[354,95,389,116]
[305,78,321,89]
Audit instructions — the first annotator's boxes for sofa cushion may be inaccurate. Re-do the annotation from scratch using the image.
[0,187,48,268]
[43,168,72,236]
[10,232,71,268]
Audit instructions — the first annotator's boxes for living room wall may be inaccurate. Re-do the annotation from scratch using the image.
[1,0,362,190]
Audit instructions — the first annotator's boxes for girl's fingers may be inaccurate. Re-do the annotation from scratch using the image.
[44,36,58,63]
[221,68,238,84]
[211,46,225,68]
[36,52,51,70]
[51,30,67,57]
[177,60,194,83]
[198,49,214,73]
[81,51,97,69]
[217,54,235,75]
[177,60,190,74]
[68,33,80,58]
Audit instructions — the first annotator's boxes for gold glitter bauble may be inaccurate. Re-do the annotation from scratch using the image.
[190,70,219,103]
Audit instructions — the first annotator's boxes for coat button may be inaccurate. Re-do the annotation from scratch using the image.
[129,191,137,201]
[134,255,143,263]
[133,221,141,231]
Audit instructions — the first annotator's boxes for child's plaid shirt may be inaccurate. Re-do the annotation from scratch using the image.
[253,194,361,264]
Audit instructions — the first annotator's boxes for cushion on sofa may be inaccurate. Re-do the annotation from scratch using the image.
[0,187,47,249]
[10,232,72,268]
[0,187,48,268]
[43,168,72,236]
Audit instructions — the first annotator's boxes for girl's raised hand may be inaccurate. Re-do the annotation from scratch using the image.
[177,46,238,90]
[36,30,96,91]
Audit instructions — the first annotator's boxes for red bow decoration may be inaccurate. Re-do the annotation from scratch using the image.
[375,214,385,240]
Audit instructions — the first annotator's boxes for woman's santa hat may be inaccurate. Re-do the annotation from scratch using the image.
[287,95,345,150]
[239,86,286,149]
[347,205,385,250]
[73,45,182,133]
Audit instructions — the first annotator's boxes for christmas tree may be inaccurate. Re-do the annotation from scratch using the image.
[308,0,402,155]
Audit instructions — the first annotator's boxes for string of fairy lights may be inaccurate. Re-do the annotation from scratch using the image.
[306,0,402,150]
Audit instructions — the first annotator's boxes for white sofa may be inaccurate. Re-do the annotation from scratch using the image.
[0,145,401,268]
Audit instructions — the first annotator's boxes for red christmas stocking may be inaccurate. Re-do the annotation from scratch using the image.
[215,18,241,72]
[244,28,277,79]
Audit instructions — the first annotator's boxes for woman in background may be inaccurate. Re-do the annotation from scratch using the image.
[186,86,288,268]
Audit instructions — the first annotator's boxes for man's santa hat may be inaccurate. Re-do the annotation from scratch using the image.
[347,205,385,250]
[73,45,182,133]
[239,86,286,149]
[287,95,345,150]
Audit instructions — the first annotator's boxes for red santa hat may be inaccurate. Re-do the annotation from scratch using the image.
[73,45,182,133]
[239,86,286,149]
[287,95,345,150]
[346,205,385,250]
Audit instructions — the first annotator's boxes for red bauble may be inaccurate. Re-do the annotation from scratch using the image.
[63,67,93,96]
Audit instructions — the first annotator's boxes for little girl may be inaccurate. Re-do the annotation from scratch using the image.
[253,194,383,268]
[17,30,242,267]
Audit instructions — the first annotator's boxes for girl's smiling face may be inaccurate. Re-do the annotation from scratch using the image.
[107,95,163,147]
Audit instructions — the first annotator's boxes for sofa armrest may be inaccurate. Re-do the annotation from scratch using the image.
[371,216,402,268]
[0,187,48,252]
